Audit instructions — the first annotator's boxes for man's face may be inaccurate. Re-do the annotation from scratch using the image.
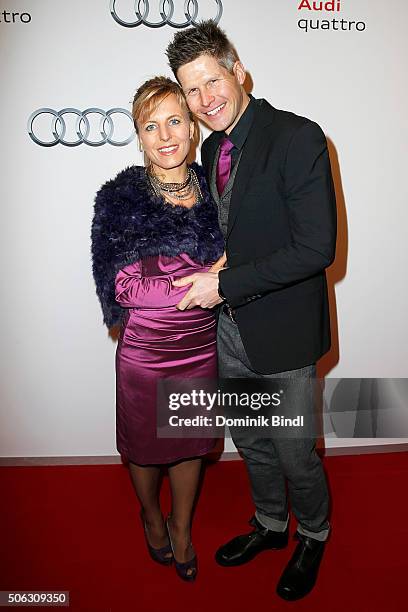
[177,54,248,134]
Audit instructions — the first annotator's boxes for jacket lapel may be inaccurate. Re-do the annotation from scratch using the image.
[209,146,221,205]
[201,132,221,184]
[227,100,276,238]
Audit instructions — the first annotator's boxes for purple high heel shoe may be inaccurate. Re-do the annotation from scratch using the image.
[141,511,173,566]
[166,516,197,582]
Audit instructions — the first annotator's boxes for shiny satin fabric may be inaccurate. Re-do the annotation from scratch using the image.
[115,253,217,465]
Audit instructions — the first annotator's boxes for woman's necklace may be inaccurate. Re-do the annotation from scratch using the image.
[147,167,203,204]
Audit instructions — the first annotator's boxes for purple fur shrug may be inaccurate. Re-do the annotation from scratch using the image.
[91,162,224,328]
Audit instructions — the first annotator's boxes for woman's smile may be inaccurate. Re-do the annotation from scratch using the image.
[157,144,179,155]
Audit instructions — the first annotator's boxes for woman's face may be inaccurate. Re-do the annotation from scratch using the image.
[138,93,194,175]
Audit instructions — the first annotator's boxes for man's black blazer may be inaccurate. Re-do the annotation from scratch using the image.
[201,99,337,374]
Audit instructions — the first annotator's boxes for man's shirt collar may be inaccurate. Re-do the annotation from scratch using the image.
[225,94,256,151]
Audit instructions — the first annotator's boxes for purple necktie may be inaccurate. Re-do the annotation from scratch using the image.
[216,136,234,196]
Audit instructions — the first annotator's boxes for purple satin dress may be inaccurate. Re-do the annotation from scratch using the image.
[115,253,217,465]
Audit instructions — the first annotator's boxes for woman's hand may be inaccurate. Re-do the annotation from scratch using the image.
[208,251,227,273]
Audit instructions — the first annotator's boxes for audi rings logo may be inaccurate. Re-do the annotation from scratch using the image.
[110,0,223,28]
[27,108,135,147]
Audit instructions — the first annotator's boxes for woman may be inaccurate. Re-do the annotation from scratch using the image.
[91,77,225,581]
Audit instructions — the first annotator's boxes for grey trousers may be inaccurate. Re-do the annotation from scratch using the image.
[218,311,330,542]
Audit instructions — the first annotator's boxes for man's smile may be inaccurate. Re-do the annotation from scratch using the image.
[205,103,226,117]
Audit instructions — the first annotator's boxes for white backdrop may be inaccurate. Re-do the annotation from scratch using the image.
[1,0,407,459]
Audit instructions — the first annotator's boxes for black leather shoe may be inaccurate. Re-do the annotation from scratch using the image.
[215,516,288,567]
[276,533,325,600]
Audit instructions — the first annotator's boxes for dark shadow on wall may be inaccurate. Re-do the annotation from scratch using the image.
[313,137,347,457]
[317,137,348,379]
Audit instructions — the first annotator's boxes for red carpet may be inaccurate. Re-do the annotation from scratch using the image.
[1,452,407,611]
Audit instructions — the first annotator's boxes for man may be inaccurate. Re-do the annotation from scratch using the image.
[166,20,336,601]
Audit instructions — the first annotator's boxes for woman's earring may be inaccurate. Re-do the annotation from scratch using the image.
[138,140,143,152]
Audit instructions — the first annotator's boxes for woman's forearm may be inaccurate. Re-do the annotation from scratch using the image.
[208,251,227,273]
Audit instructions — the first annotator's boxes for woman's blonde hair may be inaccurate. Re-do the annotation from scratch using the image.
[132,76,199,144]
